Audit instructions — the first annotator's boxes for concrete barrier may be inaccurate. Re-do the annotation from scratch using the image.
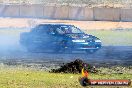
[32,4,44,18]
[43,5,55,19]
[53,5,69,20]
[68,6,84,20]
[0,5,6,16]
[1,4,132,22]
[121,9,132,21]
[20,5,33,17]
[84,7,93,21]
[94,8,120,21]
[43,5,69,20]
[20,4,43,17]
[2,5,20,17]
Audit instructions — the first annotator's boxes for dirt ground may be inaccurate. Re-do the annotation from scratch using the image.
[1,18,132,30]
[0,17,131,67]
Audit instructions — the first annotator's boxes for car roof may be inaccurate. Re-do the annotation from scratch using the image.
[38,23,73,27]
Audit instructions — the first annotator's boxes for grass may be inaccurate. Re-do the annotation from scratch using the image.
[0,67,80,88]
[0,66,131,88]
[85,30,132,46]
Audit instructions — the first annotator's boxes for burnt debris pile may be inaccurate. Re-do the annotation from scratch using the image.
[51,59,97,73]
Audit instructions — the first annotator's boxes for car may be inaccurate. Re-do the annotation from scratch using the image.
[20,24,101,53]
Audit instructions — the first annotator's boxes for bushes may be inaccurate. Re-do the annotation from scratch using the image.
[50,59,98,73]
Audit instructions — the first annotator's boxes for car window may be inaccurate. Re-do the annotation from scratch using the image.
[48,27,56,34]
[32,25,48,33]
[56,28,65,34]
[56,25,83,34]
[70,26,82,33]
[38,25,47,32]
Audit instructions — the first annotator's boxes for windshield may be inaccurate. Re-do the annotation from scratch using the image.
[56,25,83,34]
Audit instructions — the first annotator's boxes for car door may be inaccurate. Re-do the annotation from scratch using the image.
[31,25,51,48]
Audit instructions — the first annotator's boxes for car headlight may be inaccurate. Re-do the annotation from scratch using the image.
[95,40,101,42]
[72,40,85,42]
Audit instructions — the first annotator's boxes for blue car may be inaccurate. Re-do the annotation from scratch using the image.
[20,24,101,53]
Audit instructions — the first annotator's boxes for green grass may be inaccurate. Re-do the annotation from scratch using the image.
[85,30,132,46]
[0,67,131,88]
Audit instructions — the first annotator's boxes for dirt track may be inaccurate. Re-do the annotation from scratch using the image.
[0,46,131,67]
[0,18,131,66]
[1,18,132,30]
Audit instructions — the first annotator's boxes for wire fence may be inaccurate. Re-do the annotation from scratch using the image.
[1,0,132,8]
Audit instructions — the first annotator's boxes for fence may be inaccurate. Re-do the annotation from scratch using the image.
[1,4,132,21]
